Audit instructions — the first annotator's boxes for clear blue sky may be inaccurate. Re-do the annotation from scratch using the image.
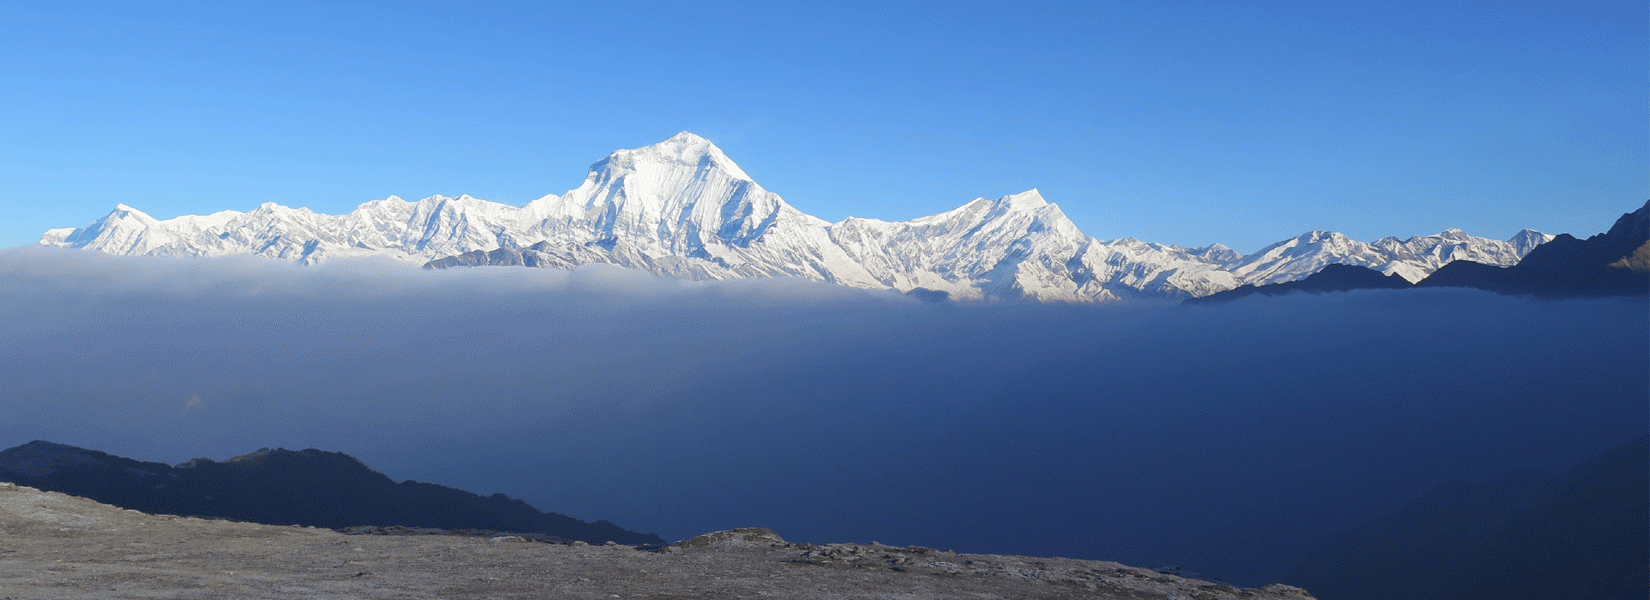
[2,1,1643,253]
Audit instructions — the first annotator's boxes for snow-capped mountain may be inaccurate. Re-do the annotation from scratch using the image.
[1228,227,1554,286]
[39,195,528,265]
[40,132,1551,302]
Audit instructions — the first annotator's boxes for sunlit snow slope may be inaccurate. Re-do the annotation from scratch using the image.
[41,132,1549,302]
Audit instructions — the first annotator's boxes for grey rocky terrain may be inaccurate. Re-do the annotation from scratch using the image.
[0,482,1316,599]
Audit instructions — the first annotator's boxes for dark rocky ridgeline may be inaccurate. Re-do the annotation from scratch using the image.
[1185,200,1650,304]
[1286,437,1649,600]
[1184,263,1414,304]
[0,441,664,546]
[1416,199,1649,298]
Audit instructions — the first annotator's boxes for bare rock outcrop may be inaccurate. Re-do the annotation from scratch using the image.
[0,484,1317,599]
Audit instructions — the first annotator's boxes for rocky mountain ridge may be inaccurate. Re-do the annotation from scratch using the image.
[1191,199,1649,302]
[41,132,1551,302]
[1417,199,1649,297]
[0,484,1319,599]
[1287,436,1647,600]
[0,440,663,546]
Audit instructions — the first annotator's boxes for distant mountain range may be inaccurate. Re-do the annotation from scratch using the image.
[1191,200,1649,302]
[40,132,1551,302]
[0,441,663,546]
[1416,199,1649,297]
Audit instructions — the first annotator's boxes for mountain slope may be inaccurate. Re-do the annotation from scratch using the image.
[1226,228,1551,286]
[1186,201,1647,302]
[1417,200,1649,298]
[0,441,663,545]
[40,132,1549,302]
[1185,264,1415,304]
[1287,437,1648,600]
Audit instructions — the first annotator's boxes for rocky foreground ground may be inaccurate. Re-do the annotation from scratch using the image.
[0,482,1316,599]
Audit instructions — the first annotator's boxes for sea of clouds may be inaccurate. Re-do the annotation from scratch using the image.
[2,245,1644,585]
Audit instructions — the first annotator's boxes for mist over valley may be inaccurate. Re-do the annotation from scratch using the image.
[1,245,1642,589]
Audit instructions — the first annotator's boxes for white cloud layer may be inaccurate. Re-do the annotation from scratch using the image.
[1,247,1644,586]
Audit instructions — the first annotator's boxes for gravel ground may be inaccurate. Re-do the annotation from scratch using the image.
[0,482,1317,599]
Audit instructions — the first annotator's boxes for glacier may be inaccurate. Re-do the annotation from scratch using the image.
[39,132,1551,302]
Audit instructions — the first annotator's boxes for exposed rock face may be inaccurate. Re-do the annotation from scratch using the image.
[1609,240,1650,272]
[0,485,1319,599]
[0,441,662,546]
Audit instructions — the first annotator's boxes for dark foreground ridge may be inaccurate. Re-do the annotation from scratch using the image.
[0,440,664,546]
[1184,263,1413,304]
[0,487,1318,599]
[1190,199,1650,303]
[1417,199,1649,297]
[1287,436,1649,600]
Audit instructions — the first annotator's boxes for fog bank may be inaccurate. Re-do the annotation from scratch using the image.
[2,247,1644,586]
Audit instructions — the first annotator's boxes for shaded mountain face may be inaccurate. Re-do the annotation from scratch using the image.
[40,132,1546,302]
[1287,437,1649,600]
[1186,200,1649,303]
[1184,264,1414,304]
[1417,200,1649,298]
[0,441,663,546]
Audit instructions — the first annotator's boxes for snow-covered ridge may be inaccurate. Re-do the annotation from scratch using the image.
[40,132,1551,302]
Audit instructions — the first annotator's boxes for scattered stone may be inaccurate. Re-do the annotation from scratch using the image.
[0,485,1318,599]
[668,527,787,550]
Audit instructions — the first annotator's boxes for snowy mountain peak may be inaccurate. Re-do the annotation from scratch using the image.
[1507,229,1556,255]
[662,130,711,145]
[106,204,162,224]
[597,131,751,182]
[37,132,1552,302]
[997,189,1048,209]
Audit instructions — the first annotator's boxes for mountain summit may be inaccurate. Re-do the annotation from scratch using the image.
[40,133,1551,302]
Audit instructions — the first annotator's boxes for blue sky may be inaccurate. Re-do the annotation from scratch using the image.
[2,1,1644,253]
